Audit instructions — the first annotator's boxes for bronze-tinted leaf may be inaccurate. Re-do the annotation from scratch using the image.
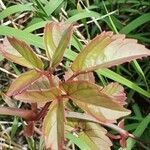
[71,32,150,72]
[7,70,41,97]
[102,82,126,105]
[7,37,44,69]
[76,101,130,123]
[60,81,128,111]
[44,22,73,67]
[78,122,112,150]
[64,68,95,83]
[14,88,61,103]
[43,100,64,150]
[0,38,34,68]
[28,76,50,90]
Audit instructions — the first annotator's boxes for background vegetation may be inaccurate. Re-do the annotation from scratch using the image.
[0,0,150,149]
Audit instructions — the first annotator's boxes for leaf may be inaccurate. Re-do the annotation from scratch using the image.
[27,76,50,90]
[7,70,41,97]
[76,82,130,122]
[71,32,150,72]
[67,120,112,150]
[60,81,129,111]
[76,101,130,123]
[78,122,112,150]
[0,38,35,68]
[43,100,64,150]
[0,3,34,20]
[7,37,44,69]
[64,69,95,83]
[44,22,73,67]
[102,82,126,105]
[14,88,61,103]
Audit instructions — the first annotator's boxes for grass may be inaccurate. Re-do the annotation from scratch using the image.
[0,0,150,149]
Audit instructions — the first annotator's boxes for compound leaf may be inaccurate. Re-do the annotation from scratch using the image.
[76,82,130,122]
[71,32,150,72]
[60,81,129,111]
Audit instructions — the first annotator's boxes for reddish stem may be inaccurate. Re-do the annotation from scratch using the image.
[35,102,51,120]
[0,107,37,121]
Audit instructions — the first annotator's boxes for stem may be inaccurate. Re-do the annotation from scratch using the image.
[66,111,131,138]
[35,102,51,120]
[0,107,36,121]
[67,70,92,81]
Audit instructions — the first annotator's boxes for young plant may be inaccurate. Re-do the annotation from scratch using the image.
[0,22,150,150]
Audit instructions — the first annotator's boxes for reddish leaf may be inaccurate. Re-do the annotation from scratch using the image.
[7,37,44,69]
[64,69,95,83]
[78,123,112,150]
[43,100,64,150]
[0,38,34,68]
[7,70,41,97]
[44,22,73,67]
[102,82,126,105]
[28,76,50,90]
[60,81,128,111]
[14,88,61,103]
[76,101,130,123]
[71,32,150,72]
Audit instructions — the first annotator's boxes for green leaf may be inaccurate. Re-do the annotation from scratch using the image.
[0,26,44,49]
[78,122,112,150]
[0,3,34,20]
[0,55,4,61]
[71,32,150,72]
[125,114,150,150]
[44,0,64,16]
[43,100,64,150]
[60,81,129,111]
[14,87,61,103]
[44,22,73,67]
[7,70,41,97]
[7,37,44,70]
[120,13,150,34]
[65,133,91,150]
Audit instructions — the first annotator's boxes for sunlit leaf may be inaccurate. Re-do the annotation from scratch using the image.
[78,122,112,150]
[44,22,73,67]
[14,88,61,103]
[7,37,44,69]
[43,100,64,150]
[7,70,41,97]
[71,32,150,72]
[60,81,128,111]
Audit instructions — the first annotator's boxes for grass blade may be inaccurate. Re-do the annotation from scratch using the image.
[120,13,150,34]
[126,114,150,150]
[0,3,34,20]
[96,68,150,98]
